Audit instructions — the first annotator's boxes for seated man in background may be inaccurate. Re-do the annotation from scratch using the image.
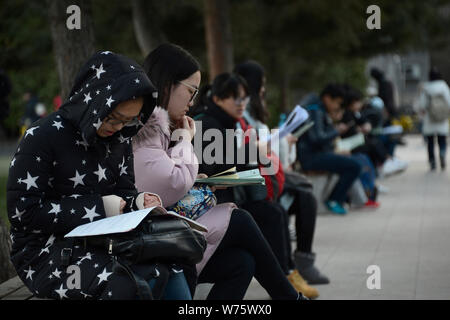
[296,83,362,215]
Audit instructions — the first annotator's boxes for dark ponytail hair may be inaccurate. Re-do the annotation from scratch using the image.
[233,60,268,123]
[143,43,200,109]
[190,72,249,117]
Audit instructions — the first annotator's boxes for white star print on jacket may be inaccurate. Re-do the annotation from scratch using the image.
[7,50,158,300]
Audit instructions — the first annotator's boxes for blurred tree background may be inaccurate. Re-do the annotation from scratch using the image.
[1,0,450,283]
[1,0,449,133]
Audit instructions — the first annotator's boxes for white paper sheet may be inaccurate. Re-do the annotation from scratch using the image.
[65,206,208,238]
[382,125,403,135]
[261,105,309,143]
[336,133,366,152]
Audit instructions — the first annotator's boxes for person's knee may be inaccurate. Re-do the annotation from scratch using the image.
[348,158,363,177]
[230,208,258,231]
[232,250,256,280]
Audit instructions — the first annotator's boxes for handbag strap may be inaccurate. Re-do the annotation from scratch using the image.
[112,258,153,300]
[112,258,170,300]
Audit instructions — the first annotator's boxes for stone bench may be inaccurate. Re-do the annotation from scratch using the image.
[0,276,37,300]
[302,170,368,212]
[301,171,338,214]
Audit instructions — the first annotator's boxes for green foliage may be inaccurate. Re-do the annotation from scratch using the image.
[1,0,58,134]
[1,0,449,133]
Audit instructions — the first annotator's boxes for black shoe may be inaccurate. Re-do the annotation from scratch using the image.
[430,162,436,171]
[440,156,446,171]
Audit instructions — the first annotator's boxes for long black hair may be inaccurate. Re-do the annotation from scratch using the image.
[143,43,200,109]
[190,72,248,117]
[233,60,268,123]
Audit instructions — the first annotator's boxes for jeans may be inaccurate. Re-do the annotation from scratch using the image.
[379,134,397,157]
[148,271,192,300]
[351,153,377,200]
[301,152,362,204]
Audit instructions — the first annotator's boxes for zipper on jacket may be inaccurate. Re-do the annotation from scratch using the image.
[108,239,113,255]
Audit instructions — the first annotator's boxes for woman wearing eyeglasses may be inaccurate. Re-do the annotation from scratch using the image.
[132,43,305,300]
[234,61,329,298]
[191,70,320,298]
[5,51,196,300]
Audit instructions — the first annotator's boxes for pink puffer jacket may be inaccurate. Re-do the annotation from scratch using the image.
[132,107,235,274]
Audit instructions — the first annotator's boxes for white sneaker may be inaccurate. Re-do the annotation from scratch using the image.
[382,158,408,176]
[392,157,408,171]
[381,159,397,176]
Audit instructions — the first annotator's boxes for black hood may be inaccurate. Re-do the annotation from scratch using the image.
[59,51,157,146]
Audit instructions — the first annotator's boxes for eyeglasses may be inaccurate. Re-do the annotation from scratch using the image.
[235,96,250,106]
[178,81,199,103]
[104,114,141,127]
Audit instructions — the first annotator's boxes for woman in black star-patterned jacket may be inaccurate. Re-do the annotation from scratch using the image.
[6,51,189,299]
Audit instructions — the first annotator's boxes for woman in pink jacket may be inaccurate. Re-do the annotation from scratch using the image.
[132,43,305,300]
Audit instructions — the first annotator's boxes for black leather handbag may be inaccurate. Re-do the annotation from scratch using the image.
[87,214,207,265]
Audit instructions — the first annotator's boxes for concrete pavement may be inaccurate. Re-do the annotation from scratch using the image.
[210,134,450,300]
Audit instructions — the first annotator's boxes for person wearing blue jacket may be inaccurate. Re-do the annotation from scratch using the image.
[297,83,362,214]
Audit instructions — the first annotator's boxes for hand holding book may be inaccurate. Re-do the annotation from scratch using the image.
[195,167,265,187]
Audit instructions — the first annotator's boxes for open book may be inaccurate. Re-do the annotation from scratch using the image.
[65,206,208,238]
[291,121,314,138]
[335,133,365,152]
[261,105,309,143]
[195,167,265,187]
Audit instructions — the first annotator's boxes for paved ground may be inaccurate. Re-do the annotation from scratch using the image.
[3,136,450,299]
[236,134,450,300]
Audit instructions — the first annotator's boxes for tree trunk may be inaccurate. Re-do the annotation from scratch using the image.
[0,219,16,283]
[47,0,97,101]
[204,0,234,81]
[131,0,166,57]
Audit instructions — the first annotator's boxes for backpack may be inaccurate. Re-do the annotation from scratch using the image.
[238,118,285,202]
[427,92,450,122]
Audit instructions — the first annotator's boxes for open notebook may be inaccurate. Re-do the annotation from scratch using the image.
[260,105,310,143]
[65,206,208,238]
[335,133,365,152]
[195,167,265,187]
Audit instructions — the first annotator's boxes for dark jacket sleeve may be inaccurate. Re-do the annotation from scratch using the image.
[196,116,251,177]
[7,128,106,236]
[306,109,339,148]
[112,143,141,212]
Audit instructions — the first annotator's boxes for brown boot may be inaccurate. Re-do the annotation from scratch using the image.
[287,269,319,299]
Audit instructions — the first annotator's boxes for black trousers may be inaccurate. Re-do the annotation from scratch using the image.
[353,136,389,167]
[287,190,317,254]
[426,135,447,166]
[241,200,290,274]
[198,209,298,300]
